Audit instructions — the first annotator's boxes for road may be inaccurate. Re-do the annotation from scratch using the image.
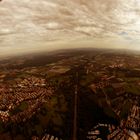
[72,72,78,140]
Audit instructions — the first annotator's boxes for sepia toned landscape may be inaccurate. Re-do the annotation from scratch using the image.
[0,49,139,140]
[0,0,140,140]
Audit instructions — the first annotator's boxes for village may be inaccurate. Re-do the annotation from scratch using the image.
[0,50,139,140]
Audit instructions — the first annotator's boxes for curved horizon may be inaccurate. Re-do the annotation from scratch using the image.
[0,0,140,57]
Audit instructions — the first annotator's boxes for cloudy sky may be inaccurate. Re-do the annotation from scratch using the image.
[0,0,140,57]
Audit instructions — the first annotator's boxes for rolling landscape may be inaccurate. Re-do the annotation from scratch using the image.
[0,49,139,140]
[0,0,140,139]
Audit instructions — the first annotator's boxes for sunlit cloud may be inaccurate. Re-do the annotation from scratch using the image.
[0,0,140,57]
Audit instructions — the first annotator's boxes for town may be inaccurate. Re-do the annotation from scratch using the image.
[0,49,139,140]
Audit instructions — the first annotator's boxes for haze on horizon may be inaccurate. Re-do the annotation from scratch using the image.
[0,0,140,57]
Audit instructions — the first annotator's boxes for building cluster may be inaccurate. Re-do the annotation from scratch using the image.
[109,63,124,69]
[31,134,62,140]
[125,105,140,132]
[0,76,53,123]
[90,81,110,92]
[87,103,140,140]
[0,110,9,122]
[16,76,46,88]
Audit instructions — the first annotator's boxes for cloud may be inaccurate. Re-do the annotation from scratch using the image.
[0,0,140,55]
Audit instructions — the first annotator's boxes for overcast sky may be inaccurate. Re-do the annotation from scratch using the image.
[0,0,140,57]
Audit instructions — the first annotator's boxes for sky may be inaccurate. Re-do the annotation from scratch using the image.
[0,0,140,57]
